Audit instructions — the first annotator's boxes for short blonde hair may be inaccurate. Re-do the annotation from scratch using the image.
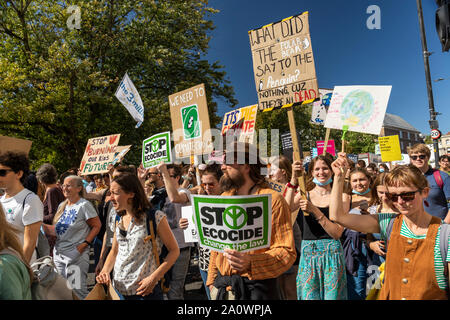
[384,164,428,190]
[408,143,430,158]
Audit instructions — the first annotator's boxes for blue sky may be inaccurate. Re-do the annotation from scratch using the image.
[205,0,450,136]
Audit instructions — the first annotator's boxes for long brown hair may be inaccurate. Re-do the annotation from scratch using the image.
[0,205,34,284]
[112,173,151,223]
[369,172,386,207]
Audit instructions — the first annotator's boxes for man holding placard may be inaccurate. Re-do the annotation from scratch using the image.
[204,142,296,300]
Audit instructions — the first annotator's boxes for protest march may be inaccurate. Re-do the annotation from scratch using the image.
[1,1,450,306]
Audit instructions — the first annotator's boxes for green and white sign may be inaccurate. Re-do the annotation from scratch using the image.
[181,104,201,140]
[142,131,172,168]
[191,194,272,253]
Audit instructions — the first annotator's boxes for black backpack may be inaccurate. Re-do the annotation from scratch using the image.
[144,208,172,294]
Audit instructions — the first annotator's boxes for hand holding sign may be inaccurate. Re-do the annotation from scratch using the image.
[223,248,251,273]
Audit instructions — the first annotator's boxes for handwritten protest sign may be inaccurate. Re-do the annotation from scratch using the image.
[182,206,199,243]
[316,139,336,156]
[267,179,285,194]
[79,134,121,175]
[168,84,213,158]
[249,12,319,111]
[310,88,333,125]
[221,104,257,144]
[142,131,172,168]
[378,135,402,162]
[0,135,32,155]
[324,86,392,135]
[191,194,272,253]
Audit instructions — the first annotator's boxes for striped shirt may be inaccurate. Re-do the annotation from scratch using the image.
[206,188,296,286]
[378,213,450,290]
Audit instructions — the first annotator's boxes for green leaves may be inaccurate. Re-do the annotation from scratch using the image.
[0,0,236,172]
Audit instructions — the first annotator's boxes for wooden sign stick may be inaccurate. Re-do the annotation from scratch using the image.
[322,128,331,156]
[287,107,307,196]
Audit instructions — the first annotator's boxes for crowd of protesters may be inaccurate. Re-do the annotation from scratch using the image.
[0,141,449,300]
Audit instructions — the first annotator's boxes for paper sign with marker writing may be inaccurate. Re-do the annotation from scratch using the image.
[249,12,319,110]
[191,194,272,253]
[221,104,257,144]
[168,84,213,158]
[79,134,121,175]
[324,86,391,135]
[378,135,402,162]
[310,89,333,125]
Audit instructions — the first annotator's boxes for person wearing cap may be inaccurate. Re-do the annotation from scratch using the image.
[206,142,296,300]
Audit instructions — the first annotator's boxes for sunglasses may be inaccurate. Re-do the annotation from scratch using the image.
[410,155,427,160]
[0,169,14,177]
[385,190,420,202]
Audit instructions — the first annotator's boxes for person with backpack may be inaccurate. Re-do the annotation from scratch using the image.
[96,173,179,300]
[330,153,450,300]
[0,151,44,264]
[409,143,450,224]
[0,204,34,299]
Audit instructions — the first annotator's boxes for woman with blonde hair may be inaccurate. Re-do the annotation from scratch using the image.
[42,175,101,299]
[330,153,450,300]
[0,205,34,299]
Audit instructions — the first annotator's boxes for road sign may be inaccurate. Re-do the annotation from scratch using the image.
[431,129,441,140]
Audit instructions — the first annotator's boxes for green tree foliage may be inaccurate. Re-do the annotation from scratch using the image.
[0,0,237,172]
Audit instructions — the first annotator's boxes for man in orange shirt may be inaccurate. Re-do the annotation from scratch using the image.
[206,142,296,300]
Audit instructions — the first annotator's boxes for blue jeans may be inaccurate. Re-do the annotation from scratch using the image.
[346,245,368,300]
[167,247,191,300]
[199,268,211,300]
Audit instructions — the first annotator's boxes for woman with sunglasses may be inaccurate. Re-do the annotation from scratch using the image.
[330,153,450,300]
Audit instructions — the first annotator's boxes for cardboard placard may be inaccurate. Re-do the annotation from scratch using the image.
[168,84,212,158]
[310,88,333,125]
[266,179,285,194]
[142,132,172,169]
[249,12,319,110]
[378,135,402,162]
[111,145,132,165]
[191,194,272,253]
[79,134,121,175]
[0,135,32,155]
[181,206,199,243]
[221,104,257,144]
[316,139,336,156]
[324,85,392,135]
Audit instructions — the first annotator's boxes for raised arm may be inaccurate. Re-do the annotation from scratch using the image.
[158,162,189,204]
[329,153,380,234]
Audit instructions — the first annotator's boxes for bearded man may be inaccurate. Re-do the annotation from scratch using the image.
[206,142,296,300]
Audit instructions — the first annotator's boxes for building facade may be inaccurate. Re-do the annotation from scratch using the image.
[380,113,424,154]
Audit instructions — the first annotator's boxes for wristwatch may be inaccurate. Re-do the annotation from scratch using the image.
[83,240,92,246]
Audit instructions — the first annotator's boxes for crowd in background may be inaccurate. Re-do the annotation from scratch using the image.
[0,142,449,300]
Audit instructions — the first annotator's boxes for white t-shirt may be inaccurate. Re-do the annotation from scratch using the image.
[54,198,98,254]
[1,189,44,262]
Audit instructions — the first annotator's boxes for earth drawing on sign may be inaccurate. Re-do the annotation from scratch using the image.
[340,89,375,127]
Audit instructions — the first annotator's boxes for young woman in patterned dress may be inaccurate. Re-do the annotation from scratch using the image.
[96,173,179,300]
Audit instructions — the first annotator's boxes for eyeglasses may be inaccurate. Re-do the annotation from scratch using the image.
[0,169,14,177]
[410,155,427,161]
[385,190,420,202]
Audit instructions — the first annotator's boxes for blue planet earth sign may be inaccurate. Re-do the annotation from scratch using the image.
[340,89,375,127]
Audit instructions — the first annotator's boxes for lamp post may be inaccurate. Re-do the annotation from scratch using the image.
[416,0,441,168]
